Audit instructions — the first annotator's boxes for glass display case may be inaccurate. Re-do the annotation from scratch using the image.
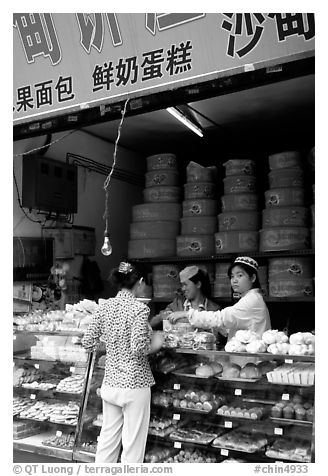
[13,329,93,461]
[71,345,314,463]
[146,348,314,463]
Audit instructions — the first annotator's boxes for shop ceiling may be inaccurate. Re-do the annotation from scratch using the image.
[82,74,314,158]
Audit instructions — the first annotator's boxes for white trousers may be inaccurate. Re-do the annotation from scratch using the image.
[95,385,151,463]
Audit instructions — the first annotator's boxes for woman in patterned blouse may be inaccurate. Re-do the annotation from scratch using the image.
[81,262,163,463]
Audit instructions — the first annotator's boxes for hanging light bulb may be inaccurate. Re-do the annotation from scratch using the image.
[101,232,112,256]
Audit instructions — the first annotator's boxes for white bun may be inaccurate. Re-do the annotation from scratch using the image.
[222,364,241,378]
[246,340,267,353]
[289,332,304,345]
[240,365,261,379]
[235,330,259,344]
[225,339,247,352]
[195,364,215,377]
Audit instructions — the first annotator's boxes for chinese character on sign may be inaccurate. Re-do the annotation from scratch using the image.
[141,49,165,81]
[221,13,266,58]
[35,80,53,108]
[16,86,34,112]
[116,57,138,86]
[76,13,122,53]
[13,13,61,65]
[268,13,315,41]
[166,41,193,75]
[55,76,75,102]
[146,13,205,35]
[92,63,115,91]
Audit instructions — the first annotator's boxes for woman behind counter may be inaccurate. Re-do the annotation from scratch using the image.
[169,256,271,341]
[81,261,163,464]
[150,265,221,329]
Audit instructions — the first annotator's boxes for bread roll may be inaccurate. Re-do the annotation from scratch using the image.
[225,339,247,352]
[222,363,241,378]
[240,364,261,379]
[210,362,223,374]
[246,340,267,353]
[195,364,215,377]
[235,330,260,344]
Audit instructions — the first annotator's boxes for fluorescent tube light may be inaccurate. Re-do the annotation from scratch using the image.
[166,107,204,137]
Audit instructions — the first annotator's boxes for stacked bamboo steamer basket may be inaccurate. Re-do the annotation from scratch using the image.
[260,151,310,252]
[177,161,218,257]
[215,159,260,254]
[128,153,181,258]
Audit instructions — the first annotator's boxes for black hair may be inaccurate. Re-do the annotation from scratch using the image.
[189,269,212,298]
[227,262,261,289]
[109,262,141,290]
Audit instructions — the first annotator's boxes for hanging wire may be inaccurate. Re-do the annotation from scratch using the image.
[103,98,130,235]
[13,130,77,158]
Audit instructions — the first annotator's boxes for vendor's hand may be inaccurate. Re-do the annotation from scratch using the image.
[169,311,189,324]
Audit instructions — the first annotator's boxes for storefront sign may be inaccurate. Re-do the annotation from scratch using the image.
[13,13,315,124]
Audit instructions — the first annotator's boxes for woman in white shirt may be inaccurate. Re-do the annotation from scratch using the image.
[169,256,271,341]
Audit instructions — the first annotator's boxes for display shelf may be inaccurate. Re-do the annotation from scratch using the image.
[147,434,219,452]
[130,249,314,264]
[13,330,84,337]
[146,435,276,462]
[74,449,96,462]
[13,432,73,461]
[269,417,312,427]
[13,386,83,398]
[173,348,315,363]
[16,416,78,427]
[13,353,88,367]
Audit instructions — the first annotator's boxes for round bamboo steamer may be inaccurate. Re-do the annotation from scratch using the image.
[176,235,215,257]
[143,186,181,203]
[132,203,181,222]
[218,211,259,231]
[223,175,257,194]
[259,227,310,252]
[130,221,179,239]
[181,216,217,235]
[223,159,256,177]
[215,231,259,254]
[262,207,308,228]
[146,153,177,171]
[221,193,259,212]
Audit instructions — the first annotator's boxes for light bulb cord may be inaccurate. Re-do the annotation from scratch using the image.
[103,97,130,235]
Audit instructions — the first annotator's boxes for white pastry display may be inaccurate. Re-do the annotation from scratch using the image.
[56,374,85,394]
[234,330,260,344]
[13,299,98,334]
[224,330,315,356]
[31,342,87,363]
[245,340,268,353]
[262,329,288,345]
[267,343,291,355]
[225,339,247,352]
